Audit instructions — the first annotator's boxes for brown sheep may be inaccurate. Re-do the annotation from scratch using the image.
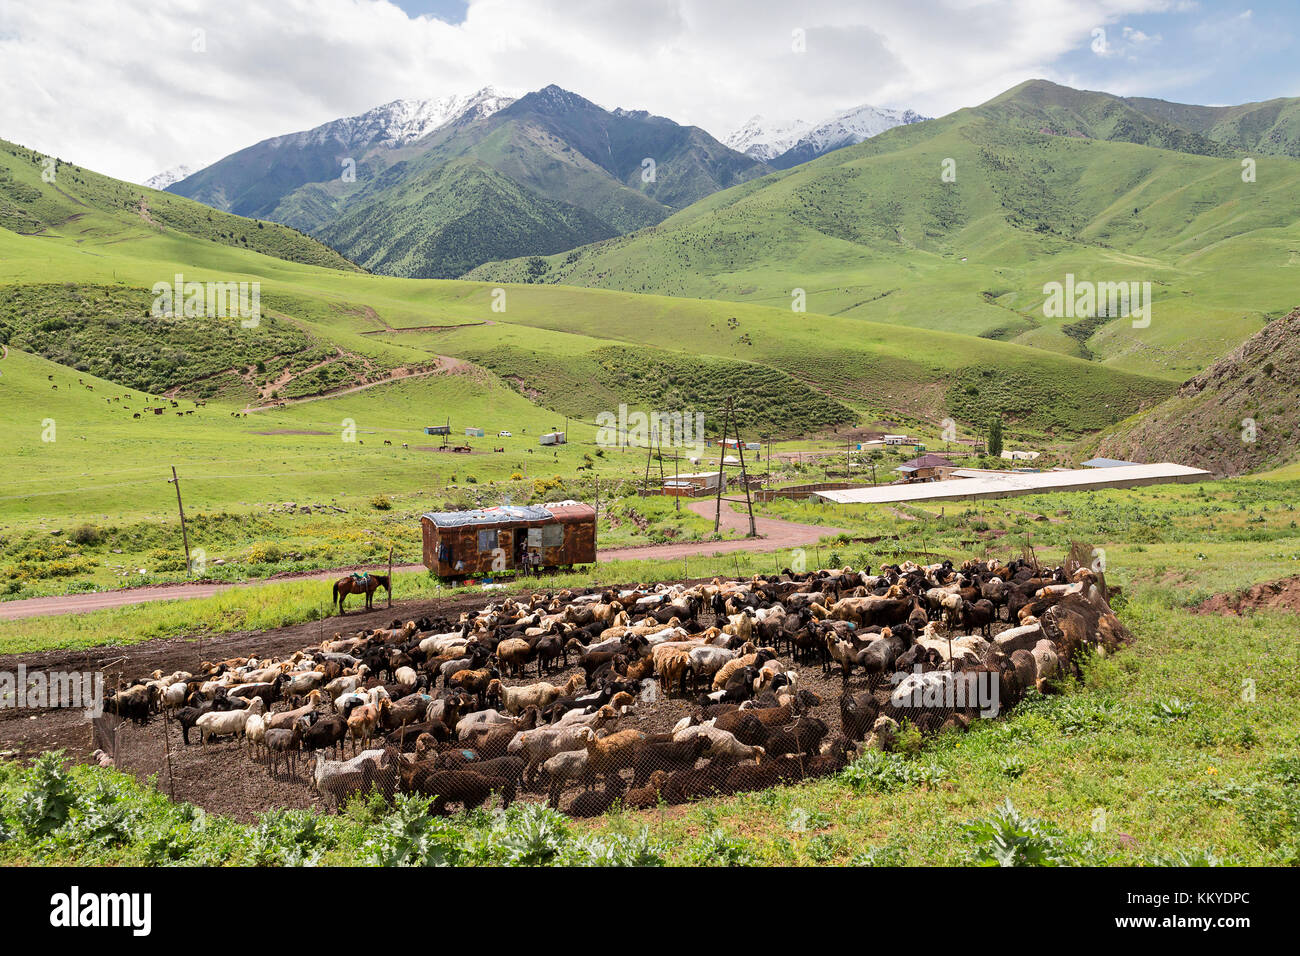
[578,727,646,786]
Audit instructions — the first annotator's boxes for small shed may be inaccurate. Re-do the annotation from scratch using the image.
[465,426,485,438]
[425,425,450,436]
[420,501,596,578]
[540,431,567,446]
[663,471,726,497]
[884,434,909,446]
[896,453,956,481]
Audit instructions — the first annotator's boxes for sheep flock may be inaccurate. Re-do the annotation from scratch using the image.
[100,557,1130,818]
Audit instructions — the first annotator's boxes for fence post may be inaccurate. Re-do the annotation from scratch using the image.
[161,712,175,799]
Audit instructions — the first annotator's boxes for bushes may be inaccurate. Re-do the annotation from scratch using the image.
[245,542,284,565]
[963,799,1066,867]
[11,752,75,838]
[0,757,665,867]
[370,495,392,511]
[70,523,100,546]
[839,749,945,793]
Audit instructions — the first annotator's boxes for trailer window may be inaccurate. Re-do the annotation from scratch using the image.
[477,529,498,552]
[541,523,564,548]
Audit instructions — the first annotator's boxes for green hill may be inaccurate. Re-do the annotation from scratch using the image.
[318,158,618,279]
[0,134,1176,527]
[982,80,1300,158]
[0,140,358,272]
[469,82,1300,382]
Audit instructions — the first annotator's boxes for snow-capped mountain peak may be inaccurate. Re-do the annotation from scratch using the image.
[797,103,927,153]
[723,103,928,166]
[723,115,813,162]
[143,163,203,190]
[293,86,515,150]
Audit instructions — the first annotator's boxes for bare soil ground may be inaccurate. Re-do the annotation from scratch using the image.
[1195,575,1300,615]
[0,577,1014,821]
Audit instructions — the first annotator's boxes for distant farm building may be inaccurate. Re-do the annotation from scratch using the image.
[465,426,485,438]
[812,462,1210,505]
[663,471,727,497]
[424,425,451,436]
[540,431,566,446]
[896,453,956,481]
[883,434,909,446]
[421,501,596,578]
[1001,449,1041,461]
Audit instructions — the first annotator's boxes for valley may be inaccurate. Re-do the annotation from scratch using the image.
[3,51,1300,874]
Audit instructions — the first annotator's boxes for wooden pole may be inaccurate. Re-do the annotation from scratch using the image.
[733,421,758,538]
[161,712,175,799]
[387,546,393,608]
[713,401,731,534]
[168,466,192,576]
[673,451,680,513]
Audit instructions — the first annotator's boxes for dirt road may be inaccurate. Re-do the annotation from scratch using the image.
[0,501,845,621]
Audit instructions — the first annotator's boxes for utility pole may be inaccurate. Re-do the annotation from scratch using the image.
[168,466,192,576]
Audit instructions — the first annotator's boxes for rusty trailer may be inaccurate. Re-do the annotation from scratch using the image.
[420,501,596,579]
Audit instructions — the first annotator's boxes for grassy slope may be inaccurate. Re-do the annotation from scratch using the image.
[318,158,619,279]
[469,90,1300,381]
[0,134,1178,605]
[0,140,358,272]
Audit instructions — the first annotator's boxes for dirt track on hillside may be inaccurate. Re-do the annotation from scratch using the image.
[0,502,845,621]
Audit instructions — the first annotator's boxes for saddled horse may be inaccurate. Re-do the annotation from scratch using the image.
[332,572,390,614]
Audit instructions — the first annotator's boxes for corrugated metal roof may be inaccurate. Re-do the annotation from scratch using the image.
[1082,457,1143,468]
[420,501,595,527]
[421,505,553,528]
[813,463,1209,505]
[897,453,954,470]
[545,502,597,521]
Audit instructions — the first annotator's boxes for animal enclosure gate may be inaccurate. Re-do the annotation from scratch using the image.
[92,712,175,798]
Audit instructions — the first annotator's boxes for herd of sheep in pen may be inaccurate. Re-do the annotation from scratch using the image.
[100,557,1130,817]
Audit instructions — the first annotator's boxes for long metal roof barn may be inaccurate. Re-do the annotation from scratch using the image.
[812,462,1210,505]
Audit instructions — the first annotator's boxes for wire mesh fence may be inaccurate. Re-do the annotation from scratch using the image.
[95,548,1119,822]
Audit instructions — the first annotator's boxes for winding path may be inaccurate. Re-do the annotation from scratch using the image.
[0,502,846,621]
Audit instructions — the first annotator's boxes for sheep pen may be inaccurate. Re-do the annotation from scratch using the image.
[0,552,1131,822]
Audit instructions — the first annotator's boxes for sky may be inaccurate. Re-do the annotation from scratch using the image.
[0,0,1295,183]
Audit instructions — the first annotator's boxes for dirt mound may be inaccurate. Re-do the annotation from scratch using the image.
[1195,575,1300,615]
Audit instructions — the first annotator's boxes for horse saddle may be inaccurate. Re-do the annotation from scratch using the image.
[351,571,370,584]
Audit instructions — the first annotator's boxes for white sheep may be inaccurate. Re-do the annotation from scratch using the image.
[196,696,264,747]
[672,723,763,761]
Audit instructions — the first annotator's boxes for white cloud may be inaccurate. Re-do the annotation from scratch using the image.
[0,0,1172,182]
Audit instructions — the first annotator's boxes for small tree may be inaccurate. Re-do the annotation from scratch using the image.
[987,414,1004,458]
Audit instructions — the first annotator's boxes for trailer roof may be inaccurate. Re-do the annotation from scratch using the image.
[420,501,595,527]
[420,504,553,528]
